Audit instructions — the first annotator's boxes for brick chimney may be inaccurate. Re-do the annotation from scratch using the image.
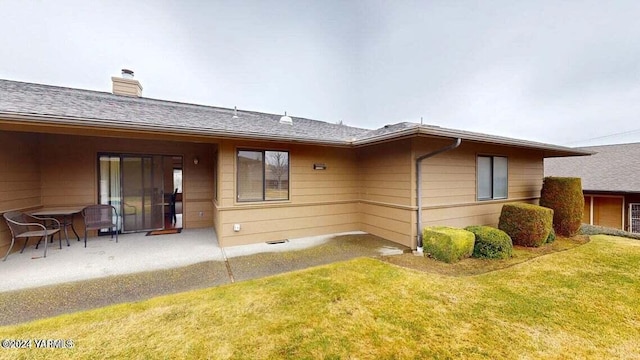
[112,69,143,97]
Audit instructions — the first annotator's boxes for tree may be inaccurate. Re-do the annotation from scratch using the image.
[266,151,288,190]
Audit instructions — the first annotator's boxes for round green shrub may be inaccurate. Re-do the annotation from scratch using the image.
[539,177,584,237]
[465,225,513,259]
[498,203,553,247]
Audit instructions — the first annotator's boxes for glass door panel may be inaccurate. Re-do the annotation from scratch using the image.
[99,154,165,233]
[98,155,122,232]
[122,156,144,231]
[121,155,164,232]
[150,155,164,230]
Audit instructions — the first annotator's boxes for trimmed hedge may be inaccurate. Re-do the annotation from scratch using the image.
[465,225,513,259]
[498,203,554,247]
[539,177,584,237]
[422,226,475,263]
[546,227,556,244]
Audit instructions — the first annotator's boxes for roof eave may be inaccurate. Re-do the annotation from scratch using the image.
[352,126,592,157]
[0,112,354,147]
[0,110,594,155]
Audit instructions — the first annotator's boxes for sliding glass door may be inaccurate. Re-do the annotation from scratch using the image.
[99,154,164,232]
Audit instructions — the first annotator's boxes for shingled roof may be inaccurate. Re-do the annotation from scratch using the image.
[0,78,589,156]
[545,143,640,193]
[0,79,367,145]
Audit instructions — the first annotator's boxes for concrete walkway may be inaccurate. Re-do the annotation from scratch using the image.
[0,229,409,325]
[1,229,407,292]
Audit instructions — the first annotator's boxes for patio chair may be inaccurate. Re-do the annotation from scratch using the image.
[81,204,119,247]
[169,188,178,225]
[2,211,62,261]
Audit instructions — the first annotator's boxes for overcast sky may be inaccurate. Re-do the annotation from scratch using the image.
[1,0,639,147]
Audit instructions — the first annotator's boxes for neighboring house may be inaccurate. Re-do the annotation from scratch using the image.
[0,71,589,254]
[545,143,640,233]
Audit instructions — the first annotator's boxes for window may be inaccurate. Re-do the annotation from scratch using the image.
[237,150,289,201]
[477,156,508,200]
[173,169,183,193]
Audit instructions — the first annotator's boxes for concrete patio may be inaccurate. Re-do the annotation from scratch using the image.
[0,228,408,292]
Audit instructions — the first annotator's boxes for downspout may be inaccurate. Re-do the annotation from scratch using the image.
[415,138,462,253]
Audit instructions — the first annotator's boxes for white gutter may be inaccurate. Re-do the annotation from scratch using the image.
[415,138,462,253]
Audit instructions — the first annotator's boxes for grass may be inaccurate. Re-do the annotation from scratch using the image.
[1,235,639,359]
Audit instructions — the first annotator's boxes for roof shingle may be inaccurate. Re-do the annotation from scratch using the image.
[545,143,640,192]
[0,79,368,144]
[0,78,590,156]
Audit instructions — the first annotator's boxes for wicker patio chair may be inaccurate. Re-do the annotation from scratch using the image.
[2,211,62,261]
[81,204,119,247]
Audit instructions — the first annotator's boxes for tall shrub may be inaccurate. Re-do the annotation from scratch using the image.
[539,177,584,237]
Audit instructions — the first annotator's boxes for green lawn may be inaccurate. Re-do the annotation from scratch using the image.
[1,235,639,359]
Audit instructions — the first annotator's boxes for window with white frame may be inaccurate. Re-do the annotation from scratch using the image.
[237,150,289,202]
[477,155,508,200]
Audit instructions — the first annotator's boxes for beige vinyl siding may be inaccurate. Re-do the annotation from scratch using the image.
[0,132,41,210]
[184,145,215,228]
[357,140,414,246]
[418,141,544,206]
[508,152,544,199]
[359,202,414,246]
[218,141,236,208]
[358,140,412,206]
[0,131,42,252]
[421,199,539,228]
[219,203,359,245]
[421,151,477,205]
[217,140,360,246]
[291,146,359,203]
[416,139,544,232]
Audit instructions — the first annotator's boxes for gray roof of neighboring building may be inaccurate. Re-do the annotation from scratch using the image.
[545,142,640,193]
[0,78,589,156]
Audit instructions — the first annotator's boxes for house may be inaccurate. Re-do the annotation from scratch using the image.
[0,70,589,255]
[545,143,640,233]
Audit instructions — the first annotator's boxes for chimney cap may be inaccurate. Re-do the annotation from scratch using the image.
[121,69,134,79]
